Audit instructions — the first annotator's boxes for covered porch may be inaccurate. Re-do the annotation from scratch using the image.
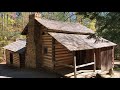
[55,49,96,78]
[49,32,116,78]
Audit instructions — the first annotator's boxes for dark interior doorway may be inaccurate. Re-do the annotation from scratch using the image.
[76,50,86,65]
[10,52,13,64]
[75,50,94,70]
[19,53,25,68]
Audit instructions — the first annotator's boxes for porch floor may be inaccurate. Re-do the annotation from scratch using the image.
[55,68,120,78]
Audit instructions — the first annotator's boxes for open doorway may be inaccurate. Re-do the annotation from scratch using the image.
[75,50,94,70]
[76,50,86,65]
[10,52,13,64]
[19,53,25,68]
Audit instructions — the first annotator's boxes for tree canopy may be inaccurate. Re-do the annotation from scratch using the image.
[76,12,120,58]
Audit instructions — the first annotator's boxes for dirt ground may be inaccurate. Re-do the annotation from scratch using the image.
[0,61,61,78]
[0,60,120,78]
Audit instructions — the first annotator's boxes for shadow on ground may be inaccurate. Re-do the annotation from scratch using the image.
[0,63,61,78]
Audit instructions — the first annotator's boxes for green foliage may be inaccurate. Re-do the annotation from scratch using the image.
[77,12,120,59]
[76,12,97,31]
[0,12,29,59]
[41,12,70,21]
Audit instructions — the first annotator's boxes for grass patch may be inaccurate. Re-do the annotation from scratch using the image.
[114,65,120,71]
[114,68,120,71]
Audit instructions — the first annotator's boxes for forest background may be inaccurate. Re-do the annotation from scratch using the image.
[0,12,119,62]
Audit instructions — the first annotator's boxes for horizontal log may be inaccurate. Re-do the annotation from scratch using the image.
[55,63,74,68]
[42,34,51,37]
[43,58,53,62]
[76,62,95,68]
[42,62,53,67]
[42,40,52,43]
[55,53,73,58]
[42,39,52,42]
[43,56,52,59]
[55,44,63,46]
[55,49,69,53]
[55,47,65,49]
[55,62,73,66]
[43,42,52,45]
[45,53,52,56]
[47,50,52,53]
[55,50,70,54]
[55,60,73,64]
[55,51,72,55]
[42,45,52,48]
[55,56,73,61]
[42,36,52,39]
[42,63,53,67]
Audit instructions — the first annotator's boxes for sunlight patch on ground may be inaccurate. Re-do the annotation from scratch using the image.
[0,76,12,78]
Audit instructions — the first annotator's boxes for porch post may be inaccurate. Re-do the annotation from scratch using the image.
[73,52,77,78]
[93,49,96,72]
[112,47,114,68]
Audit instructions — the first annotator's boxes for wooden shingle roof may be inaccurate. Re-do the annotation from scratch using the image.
[36,18,95,34]
[22,18,95,35]
[48,32,117,51]
[3,40,26,52]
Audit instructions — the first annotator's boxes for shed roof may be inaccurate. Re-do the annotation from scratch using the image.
[22,18,95,35]
[3,40,26,52]
[48,32,117,51]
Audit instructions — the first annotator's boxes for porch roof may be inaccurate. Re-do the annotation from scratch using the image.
[48,32,117,51]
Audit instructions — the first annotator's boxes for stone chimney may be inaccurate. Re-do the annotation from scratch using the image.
[29,12,41,21]
[25,12,42,69]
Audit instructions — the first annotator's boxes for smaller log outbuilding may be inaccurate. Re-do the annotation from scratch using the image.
[3,40,26,68]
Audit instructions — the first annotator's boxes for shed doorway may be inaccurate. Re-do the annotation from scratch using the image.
[19,53,25,68]
[10,52,13,64]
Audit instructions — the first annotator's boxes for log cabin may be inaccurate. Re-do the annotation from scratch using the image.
[3,40,26,68]
[13,13,117,78]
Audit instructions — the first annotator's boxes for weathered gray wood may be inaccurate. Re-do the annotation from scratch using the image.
[93,50,96,72]
[52,37,55,70]
[74,55,77,78]
[76,62,95,68]
[112,47,114,68]
[54,40,73,70]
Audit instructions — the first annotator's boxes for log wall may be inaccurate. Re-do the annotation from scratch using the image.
[41,30,54,70]
[5,50,21,68]
[54,40,73,70]
[13,52,20,68]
